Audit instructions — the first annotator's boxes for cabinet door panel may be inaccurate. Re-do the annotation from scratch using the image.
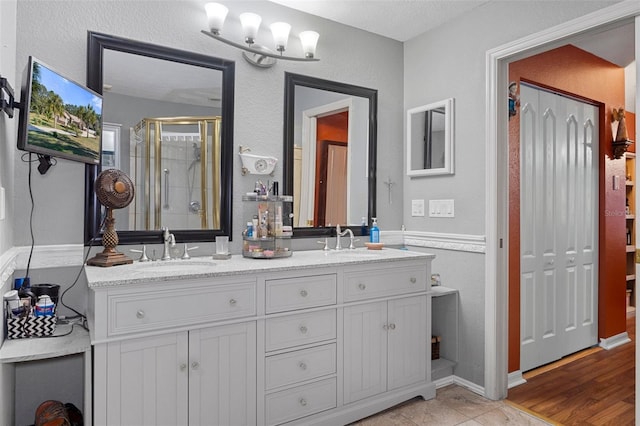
[343,302,387,403]
[387,296,427,390]
[107,333,188,426]
[189,322,257,426]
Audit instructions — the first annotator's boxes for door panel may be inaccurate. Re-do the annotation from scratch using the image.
[520,84,598,371]
[189,323,257,426]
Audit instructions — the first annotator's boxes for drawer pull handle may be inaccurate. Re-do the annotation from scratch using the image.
[299,362,307,370]
[410,277,417,283]
[358,283,366,290]
[136,310,145,319]
[180,363,187,372]
[191,361,200,370]
[300,289,308,297]
[299,325,308,334]
[229,299,237,306]
[299,398,307,407]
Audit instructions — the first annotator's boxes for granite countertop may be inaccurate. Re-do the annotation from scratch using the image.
[85,248,435,288]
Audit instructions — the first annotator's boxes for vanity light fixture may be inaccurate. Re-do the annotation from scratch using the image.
[201,2,320,68]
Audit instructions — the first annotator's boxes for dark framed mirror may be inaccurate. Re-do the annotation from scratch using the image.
[283,73,377,238]
[85,31,235,245]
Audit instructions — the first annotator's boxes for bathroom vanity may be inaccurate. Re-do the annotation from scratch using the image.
[86,249,436,426]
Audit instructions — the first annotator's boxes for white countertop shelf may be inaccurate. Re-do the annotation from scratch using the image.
[430,286,459,297]
[0,323,90,363]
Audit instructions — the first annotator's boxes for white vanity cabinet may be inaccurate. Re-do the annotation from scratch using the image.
[87,249,436,426]
[343,265,428,404]
[90,277,257,426]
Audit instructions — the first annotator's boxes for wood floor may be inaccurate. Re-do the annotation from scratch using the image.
[507,313,635,426]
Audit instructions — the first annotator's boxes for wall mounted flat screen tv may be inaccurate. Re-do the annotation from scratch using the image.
[17,56,102,165]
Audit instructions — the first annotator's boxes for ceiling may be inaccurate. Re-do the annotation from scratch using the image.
[269,0,634,67]
[268,0,490,42]
[104,2,635,105]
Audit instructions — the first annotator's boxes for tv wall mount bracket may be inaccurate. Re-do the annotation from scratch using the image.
[0,74,22,118]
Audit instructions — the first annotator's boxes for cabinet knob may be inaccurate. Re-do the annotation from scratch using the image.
[299,398,307,407]
[410,277,417,283]
[298,362,307,370]
[191,361,200,370]
[300,289,308,297]
[136,310,145,319]
[358,283,366,290]
[569,257,575,264]
[229,298,237,306]
[383,324,389,331]
[389,323,396,330]
[299,325,308,334]
[179,363,187,372]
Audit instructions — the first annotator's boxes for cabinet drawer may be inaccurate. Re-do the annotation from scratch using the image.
[108,281,256,336]
[265,310,336,352]
[265,343,336,390]
[344,266,426,301]
[265,274,336,313]
[265,377,337,425]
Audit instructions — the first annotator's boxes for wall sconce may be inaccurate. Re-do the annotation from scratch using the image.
[201,2,320,68]
[612,108,634,159]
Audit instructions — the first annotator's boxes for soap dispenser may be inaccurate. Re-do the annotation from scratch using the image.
[370,218,380,243]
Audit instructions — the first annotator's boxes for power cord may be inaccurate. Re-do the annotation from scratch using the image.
[20,153,103,332]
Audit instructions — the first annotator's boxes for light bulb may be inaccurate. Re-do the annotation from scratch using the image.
[240,12,261,45]
[299,31,319,58]
[270,22,291,53]
[205,3,228,35]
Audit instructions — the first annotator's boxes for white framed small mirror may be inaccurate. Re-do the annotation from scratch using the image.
[406,98,454,177]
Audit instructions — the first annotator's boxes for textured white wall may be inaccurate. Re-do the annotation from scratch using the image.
[0,0,17,424]
[403,0,619,386]
[14,0,404,248]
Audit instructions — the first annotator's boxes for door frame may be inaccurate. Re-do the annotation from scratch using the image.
[300,99,352,227]
[485,1,640,400]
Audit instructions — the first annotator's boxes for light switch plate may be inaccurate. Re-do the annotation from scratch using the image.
[411,199,425,216]
[429,199,455,218]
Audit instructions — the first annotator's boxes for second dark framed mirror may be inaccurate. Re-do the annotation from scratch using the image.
[283,72,377,238]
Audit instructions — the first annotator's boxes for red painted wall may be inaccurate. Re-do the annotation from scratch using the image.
[316,111,349,142]
[508,45,627,373]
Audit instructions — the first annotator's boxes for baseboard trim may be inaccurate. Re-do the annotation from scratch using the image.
[599,332,631,350]
[507,370,527,388]
[434,375,488,399]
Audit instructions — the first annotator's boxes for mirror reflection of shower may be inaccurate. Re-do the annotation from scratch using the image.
[130,117,222,231]
[188,142,202,214]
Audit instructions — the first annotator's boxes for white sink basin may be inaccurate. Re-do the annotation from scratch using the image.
[323,249,382,259]
[135,259,216,273]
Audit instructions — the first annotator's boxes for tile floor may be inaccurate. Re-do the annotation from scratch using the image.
[351,385,552,426]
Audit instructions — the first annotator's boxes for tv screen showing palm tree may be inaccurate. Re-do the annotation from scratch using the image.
[17,56,103,165]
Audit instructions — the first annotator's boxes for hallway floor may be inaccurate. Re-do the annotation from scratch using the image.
[351,384,551,425]
[507,312,635,425]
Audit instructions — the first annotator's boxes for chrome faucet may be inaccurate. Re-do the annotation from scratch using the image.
[161,227,176,260]
[335,224,356,250]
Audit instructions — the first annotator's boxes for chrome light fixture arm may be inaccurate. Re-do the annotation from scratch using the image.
[201,30,319,65]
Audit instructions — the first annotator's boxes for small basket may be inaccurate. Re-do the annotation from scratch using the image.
[6,310,56,339]
[431,335,441,360]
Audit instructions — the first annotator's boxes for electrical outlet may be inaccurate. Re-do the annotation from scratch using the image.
[411,199,425,216]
